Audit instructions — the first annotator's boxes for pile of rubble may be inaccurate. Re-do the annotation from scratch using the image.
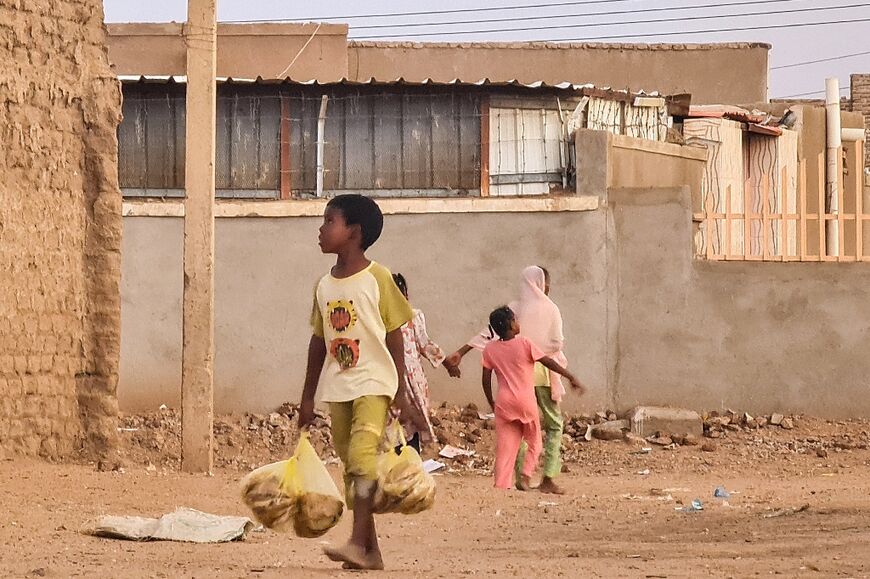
[116,403,337,471]
[115,402,849,474]
[703,410,797,438]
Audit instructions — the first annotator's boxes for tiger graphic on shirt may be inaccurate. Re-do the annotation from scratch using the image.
[327,300,360,369]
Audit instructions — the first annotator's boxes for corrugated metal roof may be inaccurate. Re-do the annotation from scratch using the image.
[117,75,666,99]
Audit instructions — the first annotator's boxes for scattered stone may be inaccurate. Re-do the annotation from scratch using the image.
[781,418,794,430]
[623,433,648,446]
[701,441,717,452]
[762,504,810,518]
[756,416,768,428]
[682,434,701,447]
[434,427,459,447]
[770,413,784,427]
[816,448,828,458]
[647,434,673,447]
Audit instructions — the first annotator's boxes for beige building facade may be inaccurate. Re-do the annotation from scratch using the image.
[106,23,770,105]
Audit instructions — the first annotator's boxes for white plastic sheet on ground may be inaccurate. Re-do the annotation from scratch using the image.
[91,507,254,543]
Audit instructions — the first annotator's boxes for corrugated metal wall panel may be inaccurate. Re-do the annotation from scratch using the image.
[119,84,482,197]
[216,93,280,191]
[293,88,480,194]
[342,93,376,190]
[403,95,434,189]
[458,96,481,190]
[118,87,185,191]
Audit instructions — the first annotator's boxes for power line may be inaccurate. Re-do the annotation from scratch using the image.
[351,3,870,39]
[777,85,851,99]
[463,16,870,43]
[771,49,870,70]
[224,0,647,23]
[348,0,805,31]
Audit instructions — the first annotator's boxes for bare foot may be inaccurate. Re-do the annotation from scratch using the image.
[538,477,566,495]
[341,550,385,571]
[515,475,531,491]
[324,543,365,567]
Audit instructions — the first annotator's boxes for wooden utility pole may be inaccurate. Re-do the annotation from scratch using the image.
[182,0,217,473]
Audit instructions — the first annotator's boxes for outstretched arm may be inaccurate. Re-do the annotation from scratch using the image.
[539,356,585,395]
[444,344,472,377]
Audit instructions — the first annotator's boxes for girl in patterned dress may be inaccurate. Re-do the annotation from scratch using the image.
[391,273,456,451]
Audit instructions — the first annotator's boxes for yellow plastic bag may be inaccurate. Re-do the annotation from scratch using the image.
[240,433,344,537]
[372,422,436,515]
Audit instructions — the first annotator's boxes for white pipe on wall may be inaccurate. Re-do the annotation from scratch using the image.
[825,78,842,256]
[316,95,329,197]
[841,127,866,142]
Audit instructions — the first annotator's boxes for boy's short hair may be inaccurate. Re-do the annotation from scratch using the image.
[327,194,384,250]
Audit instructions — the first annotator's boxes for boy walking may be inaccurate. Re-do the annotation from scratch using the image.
[299,194,424,571]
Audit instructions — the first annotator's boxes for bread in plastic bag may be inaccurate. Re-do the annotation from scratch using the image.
[241,433,344,537]
[372,421,436,515]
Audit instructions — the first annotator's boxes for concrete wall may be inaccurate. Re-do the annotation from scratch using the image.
[576,130,707,206]
[611,186,870,417]
[120,210,610,414]
[119,133,870,419]
[0,0,122,457]
[106,24,769,104]
[107,23,349,80]
[349,41,769,104]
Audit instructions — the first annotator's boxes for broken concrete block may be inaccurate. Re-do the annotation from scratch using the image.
[629,406,703,439]
[770,413,784,426]
[591,419,629,441]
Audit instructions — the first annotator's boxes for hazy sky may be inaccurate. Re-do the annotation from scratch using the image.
[102,0,870,99]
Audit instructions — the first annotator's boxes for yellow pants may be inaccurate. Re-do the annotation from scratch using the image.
[329,395,390,502]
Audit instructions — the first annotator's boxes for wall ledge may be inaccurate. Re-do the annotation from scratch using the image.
[123,195,600,218]
[107,22,348,37]
[610,133,708,162]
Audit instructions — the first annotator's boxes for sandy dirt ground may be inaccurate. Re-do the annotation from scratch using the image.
[3,412,870,578]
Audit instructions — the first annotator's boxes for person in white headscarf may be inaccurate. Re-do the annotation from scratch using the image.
[445,265,584,494]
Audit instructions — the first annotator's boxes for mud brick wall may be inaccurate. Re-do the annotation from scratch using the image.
[850,74,870,168]
[0,0,122,458]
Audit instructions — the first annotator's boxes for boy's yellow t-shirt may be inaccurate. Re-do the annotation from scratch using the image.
[311,261,413,403]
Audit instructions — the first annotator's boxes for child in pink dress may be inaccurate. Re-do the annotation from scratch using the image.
[482,306,583,490]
